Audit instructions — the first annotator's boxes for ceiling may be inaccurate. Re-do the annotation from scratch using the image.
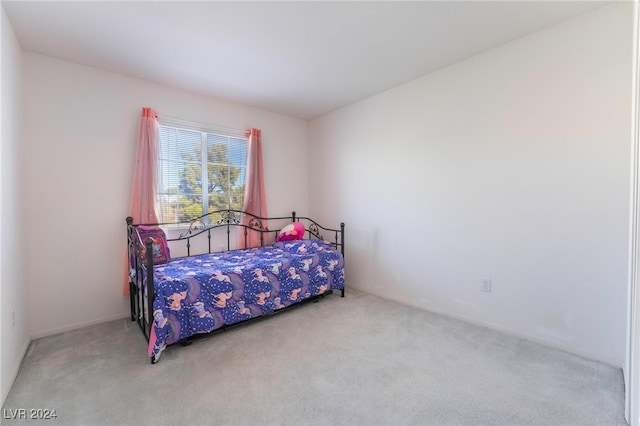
[2,1,608,120]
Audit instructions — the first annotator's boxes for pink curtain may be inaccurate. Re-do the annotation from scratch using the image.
[239,128,267,249]
[130,107,159,224]
[123,107,159,296]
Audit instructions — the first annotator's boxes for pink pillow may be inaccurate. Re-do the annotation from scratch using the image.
[137,226,171,264]
[277,222,305,242]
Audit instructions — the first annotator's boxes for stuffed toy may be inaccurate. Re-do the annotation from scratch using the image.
[276,222,305,242]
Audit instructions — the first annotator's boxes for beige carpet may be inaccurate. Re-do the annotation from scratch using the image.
[2,289,627,425]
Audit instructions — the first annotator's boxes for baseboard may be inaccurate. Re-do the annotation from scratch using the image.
[30,313,130,340]
[1,336,31,407]
[4,314,130,404]
[350,284,623,369]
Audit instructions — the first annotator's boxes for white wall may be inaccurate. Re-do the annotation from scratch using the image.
[1,5,29,404]
[309,3,633,366]
[626,3,640,423]
[22,53,308,338]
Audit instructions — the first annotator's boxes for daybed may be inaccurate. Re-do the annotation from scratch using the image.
[126,210,345,363]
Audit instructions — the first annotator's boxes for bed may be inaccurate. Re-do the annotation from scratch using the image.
[126,210,345,363]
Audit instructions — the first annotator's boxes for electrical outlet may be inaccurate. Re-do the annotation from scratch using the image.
[481,279,492,292]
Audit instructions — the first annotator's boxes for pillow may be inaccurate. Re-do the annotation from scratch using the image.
[137,226,171,264]
[277,222,305,242]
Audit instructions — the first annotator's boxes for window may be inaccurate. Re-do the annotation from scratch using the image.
[157,123,247,224]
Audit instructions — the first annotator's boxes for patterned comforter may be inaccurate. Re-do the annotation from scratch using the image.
[148,239,345,359]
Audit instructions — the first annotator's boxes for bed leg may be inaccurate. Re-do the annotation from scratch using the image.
[341,288,345,297]
[129,281,136,321]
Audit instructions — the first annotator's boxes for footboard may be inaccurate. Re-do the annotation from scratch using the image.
[126,210,345,353]
[127,217,155,342]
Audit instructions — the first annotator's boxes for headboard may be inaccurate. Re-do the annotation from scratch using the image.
[126,209,344,259]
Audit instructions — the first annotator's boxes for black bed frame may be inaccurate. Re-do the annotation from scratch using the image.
[126,209,345,361]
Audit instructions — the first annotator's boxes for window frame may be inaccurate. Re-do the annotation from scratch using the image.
[156,116,247,226]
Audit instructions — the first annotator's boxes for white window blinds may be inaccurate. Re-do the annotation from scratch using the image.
[157,124,247,224]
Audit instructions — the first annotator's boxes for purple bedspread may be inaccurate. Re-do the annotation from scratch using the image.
[148,239,344,359]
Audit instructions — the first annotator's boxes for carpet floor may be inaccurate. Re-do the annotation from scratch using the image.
[2,289,627,425]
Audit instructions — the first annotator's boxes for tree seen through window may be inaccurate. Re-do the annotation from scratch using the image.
[157,125,247,224]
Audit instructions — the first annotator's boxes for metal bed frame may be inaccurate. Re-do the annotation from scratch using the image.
[126,209,345,362]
